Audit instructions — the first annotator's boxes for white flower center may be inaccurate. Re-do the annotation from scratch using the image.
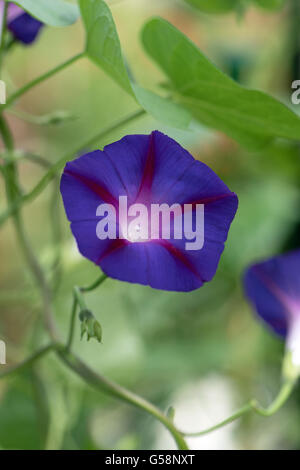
[287,315,300,367]
[127,223,146,243]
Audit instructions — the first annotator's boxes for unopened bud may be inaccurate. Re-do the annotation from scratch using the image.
[93,321,102,343]
[166,406,175,422]
[79,309,102,343]
[42,110,76,126]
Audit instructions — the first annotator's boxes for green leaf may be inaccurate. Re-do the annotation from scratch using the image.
[132,84,191,130]
[79,0,133,96]
[183,0,285,13]
[252,0,285,10]
[183,0,239,14]
[8,0,79,27]
[141,18,300,148]
[79,0,191,129]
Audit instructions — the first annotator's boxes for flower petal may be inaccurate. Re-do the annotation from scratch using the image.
[60,150,127,222]
[8,12,43,45]
[99,240,202,292]
[244,250,300,337]
[146,131,234,206]
[103,134,152,205]
[70,220,117,264]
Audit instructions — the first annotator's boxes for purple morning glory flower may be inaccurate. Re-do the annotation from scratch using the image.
[60,131,238,292]
[244,250,300,366]
[0,1,44,45]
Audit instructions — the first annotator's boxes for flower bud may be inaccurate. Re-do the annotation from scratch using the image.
[93,321,103,343]
[166,406,175,422]
[43,110,76,126]
[79,309,102,343]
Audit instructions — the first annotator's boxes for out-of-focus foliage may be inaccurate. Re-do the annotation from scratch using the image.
[253,0,285,10]
[1,0,300,451]
[142,17,300,149]
[183,0,240,14]
[184,0,285,14]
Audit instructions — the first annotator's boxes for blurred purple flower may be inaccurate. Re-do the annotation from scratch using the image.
[60,131,238,292]
[0,1,43,45]
[244,250,300,364]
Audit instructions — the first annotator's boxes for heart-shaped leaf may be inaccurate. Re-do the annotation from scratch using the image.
[79,0,133,96]
[79,0,191,129]
[132,84,191,129]
[7,0,79,27]
[142,18,300,149]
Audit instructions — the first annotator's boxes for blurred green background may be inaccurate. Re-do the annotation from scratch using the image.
[1,0,300,450]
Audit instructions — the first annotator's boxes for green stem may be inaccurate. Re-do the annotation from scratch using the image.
[0,109,146,226]
[66,296,78,352]
[0,1,8,77]
[81,273,108,292]
[0,114,13,151]
[4,36,16,53]
[0,116,59,341]
[0,343,58,379]
[7,108,76,126]
[20,152,51,168]
[58,349,189,450]
[1,53,85,110]
[8,151,63,292]
[181,379,296,437]
[49,177,63,293]
[12,213,60,340]
[250,379,295,416]
[73,286,86,311]
[182,403,253,437]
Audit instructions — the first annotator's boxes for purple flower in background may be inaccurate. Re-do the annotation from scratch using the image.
[244,250,300,366]
[60,131,238,292]
[0,1,44,45]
